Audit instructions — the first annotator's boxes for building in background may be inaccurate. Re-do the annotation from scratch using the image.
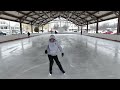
[0,19,20,35]
[10,23,20,35]
[0,17,83,34]
[44,17,78,32]
[0,19,33,35]
[0,17,118,35]
[22,23,31,34]
[0,20,9,34]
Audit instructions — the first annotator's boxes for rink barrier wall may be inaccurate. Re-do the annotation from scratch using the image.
[0,33,41,43]
[83,33,120,42]
[1,32,120,43]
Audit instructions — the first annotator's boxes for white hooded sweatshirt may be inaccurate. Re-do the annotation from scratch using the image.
[46,35,63,56]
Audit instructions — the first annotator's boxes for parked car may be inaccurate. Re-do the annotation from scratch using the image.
[73,30,77,32]
[0,32,6,35]
[103,31,113,34]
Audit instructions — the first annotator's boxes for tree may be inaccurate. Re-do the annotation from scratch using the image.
[99,23,117,31]
[34,27,39,33]
[100,23,109,30]
[62,25,69,31]
[90,24,96,30]
[53,24,59,30]
[109,22,117,29]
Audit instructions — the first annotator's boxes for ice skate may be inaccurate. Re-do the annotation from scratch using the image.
[48,73,52,78]
[49,73,52,76]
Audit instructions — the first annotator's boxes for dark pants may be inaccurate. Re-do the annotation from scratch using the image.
[48,55,65,74]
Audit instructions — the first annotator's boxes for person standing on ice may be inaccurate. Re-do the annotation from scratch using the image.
[27,32,30,38]
[45,35,65,75]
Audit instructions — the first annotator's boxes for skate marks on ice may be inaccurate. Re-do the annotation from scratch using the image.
[1,34,120,79]
[14,62,49,79]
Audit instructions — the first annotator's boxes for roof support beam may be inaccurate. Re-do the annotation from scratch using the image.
[38,17,57,26]
[42,11,49,18]
[113,11,119,17]
[85,11,103,21]
[83,11,98,19]
[76,11,85,16]
[17,11,34,22]
[89,16,117,25]
[62,12,86,25]
[69,11,85,19]
[0,17,29,24]
[38,11,56,24]
[32,11,46,25]
[0,11,4,15]
[38,13,59,26]
[0,11,118,29]
[72,12,88,23]
[88,11,114,22]
[67,18,79,26]
[2,12,20,19]
[15,11,35,24]
[32,15,45,25]
[98,11,114,18]
[85,11,98,18]
[62,11,86,25]
[67,11,74,19]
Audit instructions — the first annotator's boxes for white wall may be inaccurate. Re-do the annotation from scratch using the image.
[83,33,120,41]
[0,33,41,43]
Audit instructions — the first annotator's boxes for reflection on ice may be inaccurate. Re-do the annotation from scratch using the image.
[0,34,120,79]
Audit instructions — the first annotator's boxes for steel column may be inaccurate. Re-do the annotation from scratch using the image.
[117,11,120,34]
[96,19,98,33]
[78,26,80,32]
[20,20,22,34]
[31,22,33,33]
[87,21,89,32]
[81,25,82,35]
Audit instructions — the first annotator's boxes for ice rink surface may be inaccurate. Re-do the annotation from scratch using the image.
[0,34,120,79]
